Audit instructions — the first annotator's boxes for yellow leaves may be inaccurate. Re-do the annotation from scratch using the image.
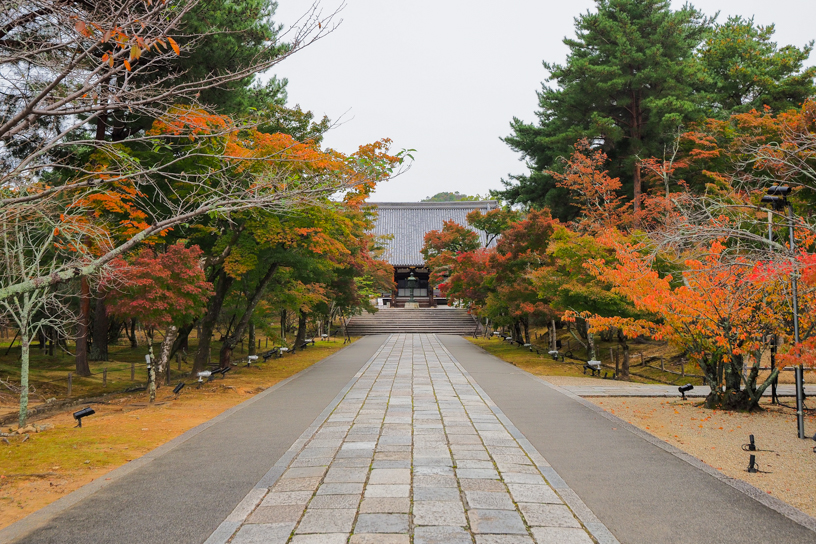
[130,44,142,61]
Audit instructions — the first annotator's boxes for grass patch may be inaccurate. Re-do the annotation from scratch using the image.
[0,337,354,529]
[468,334,705,386]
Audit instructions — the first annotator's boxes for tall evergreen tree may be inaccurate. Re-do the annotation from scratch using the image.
[498,0,710,221]
[698,16,816,116]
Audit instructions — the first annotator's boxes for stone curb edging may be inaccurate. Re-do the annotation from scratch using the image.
[534,376,816,535]
[434,335,620,544]
[203,335,393,544]
[0,339,366,544]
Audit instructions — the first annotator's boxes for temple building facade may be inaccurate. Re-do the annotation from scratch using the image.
[371,201,498,307]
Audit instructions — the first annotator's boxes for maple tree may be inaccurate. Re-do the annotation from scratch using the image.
[544,140,630,232]
[583,238,814,410]
[106,243,212,402]
[423,209,558,344]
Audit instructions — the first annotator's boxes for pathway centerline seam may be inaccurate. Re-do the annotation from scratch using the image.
[204,335,395,544]
[432,334,620,544]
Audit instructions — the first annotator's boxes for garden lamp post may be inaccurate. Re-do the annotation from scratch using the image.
[407,272,418,303]
[761,185,805,439]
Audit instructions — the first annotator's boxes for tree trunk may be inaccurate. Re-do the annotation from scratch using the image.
[75,276,91,376]
[587,330,597,361]
[169,321,195,361]
[620,343,630,380]
[218,263,278,368]
[293,310,308,352]
[194,269,233,373]
[147,330,156,403]
[90,295,109,361]
[126,318,138,348]
[281,309,287,341]
[248,322,256,356]
[633,161,642,228]
[522,319,530,345]
[155,325,178,390]
[18,322,30,428]
[47,326,55,356]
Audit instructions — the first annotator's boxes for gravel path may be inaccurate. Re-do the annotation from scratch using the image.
[587,396,816,518]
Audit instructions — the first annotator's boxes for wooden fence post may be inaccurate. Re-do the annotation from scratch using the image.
[67,372,72,397]
[681,360,685,378]
[103,368,107,387]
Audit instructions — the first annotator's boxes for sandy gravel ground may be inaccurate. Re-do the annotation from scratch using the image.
[585,395,816,518]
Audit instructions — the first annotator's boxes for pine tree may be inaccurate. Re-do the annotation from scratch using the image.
[499,0,709,221]
[698,16,816,116]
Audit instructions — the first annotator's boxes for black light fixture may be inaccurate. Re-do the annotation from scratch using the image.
[760,185,792,210]
[73,407,95,428]
[219,367,231,378]
[678,383,694,400]
[747,454,758,473]
[746,434,756,451]
[173,382,185,395]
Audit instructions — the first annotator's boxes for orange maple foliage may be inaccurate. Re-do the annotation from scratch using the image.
[582,237,814,409]
[545,139,630,232]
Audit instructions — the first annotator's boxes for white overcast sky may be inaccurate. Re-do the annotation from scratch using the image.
[271,0,816,202]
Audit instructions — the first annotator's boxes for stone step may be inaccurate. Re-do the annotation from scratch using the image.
[346,308,479,335]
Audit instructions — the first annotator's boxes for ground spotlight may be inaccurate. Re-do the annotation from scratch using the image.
[743,434,756,452]
[747,454,758,473]
[173,382,185,395]
[197,371,212,387]
[73,407,95,428]
[678,384,694,400]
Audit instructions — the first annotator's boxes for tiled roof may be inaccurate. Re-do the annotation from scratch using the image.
[371,201,498,267]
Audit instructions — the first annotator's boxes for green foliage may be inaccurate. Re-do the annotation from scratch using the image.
[499,0,710,220]
[174,0,289,115]
[422,191,482,202]
[533,226,640,319]
[698,16,816,116]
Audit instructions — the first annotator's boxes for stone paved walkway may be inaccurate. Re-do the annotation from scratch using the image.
[214,334,601,544]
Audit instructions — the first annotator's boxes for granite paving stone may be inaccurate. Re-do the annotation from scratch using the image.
[354,513,410,533]
[518,503,582,528]
[468,509,528,534]
[413,500,467,526]
[530,526,595,543]
[221,334,597,544]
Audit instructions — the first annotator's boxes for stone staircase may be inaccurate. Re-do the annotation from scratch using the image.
[346,308,479,336]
